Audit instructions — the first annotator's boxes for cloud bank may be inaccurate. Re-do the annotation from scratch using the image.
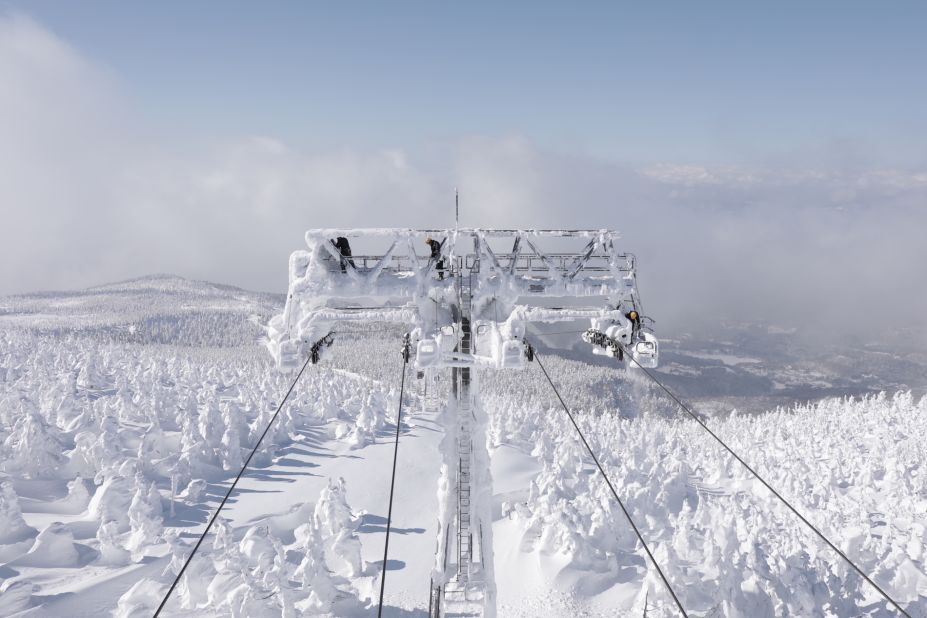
[2,14,925,344]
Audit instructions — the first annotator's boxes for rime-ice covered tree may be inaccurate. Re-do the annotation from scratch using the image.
[220,402,244,472]
[96,519,131,566]
[136,423,166,475]
[63,474,91,513]
[293,522,337,613]
[126,478,164,556]
[348,390,387,448]
[1,411,66,478]
[313,477,365,577]
[0,481,37,555]
[87,414,125,483]
[180,414,214,477]
[198,402,223,450]
[76,356,107,392]
[88,474,133,531]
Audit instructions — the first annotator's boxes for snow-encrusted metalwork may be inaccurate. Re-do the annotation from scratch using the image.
[267,228,659,617]
[268,228,653,371]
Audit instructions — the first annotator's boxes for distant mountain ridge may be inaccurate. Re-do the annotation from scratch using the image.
[0,274,283,349]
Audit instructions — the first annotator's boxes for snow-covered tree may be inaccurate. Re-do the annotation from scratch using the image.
[0,481,37,558]
[313,477,365,577]
[126,479,164,556]
[96,519,131,566]
[293,522,337,613]
[1,411,66,478]
[87,474,133,531]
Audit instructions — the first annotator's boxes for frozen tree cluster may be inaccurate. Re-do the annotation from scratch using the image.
[0,279,394,617]
[1,276,924,617]
[122,477,369,618]
[485,359,927,617]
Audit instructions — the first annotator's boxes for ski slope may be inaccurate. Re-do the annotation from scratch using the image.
[1,276,925,617]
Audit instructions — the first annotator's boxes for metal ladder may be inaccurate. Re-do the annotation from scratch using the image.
[438,266,484,616]
[456,269,474,580]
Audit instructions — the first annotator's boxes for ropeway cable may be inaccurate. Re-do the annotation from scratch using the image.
[619,344,911,617]
[153,353,314,617]
[532,348,689,618]
[377,339,411,617]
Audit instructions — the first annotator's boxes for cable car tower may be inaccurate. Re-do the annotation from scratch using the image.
[268,228,658,617]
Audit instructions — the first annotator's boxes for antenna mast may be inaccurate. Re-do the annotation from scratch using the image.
[455,188,459,231]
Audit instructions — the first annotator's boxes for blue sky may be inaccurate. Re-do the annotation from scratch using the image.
[9,1,927,164]
[1,3,925,338]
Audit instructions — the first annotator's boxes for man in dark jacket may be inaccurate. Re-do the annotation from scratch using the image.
[425,237,445,280]
[624,309,643,346]
[331,237,354,273]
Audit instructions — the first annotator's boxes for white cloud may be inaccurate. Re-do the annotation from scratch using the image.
[1,14,925,345]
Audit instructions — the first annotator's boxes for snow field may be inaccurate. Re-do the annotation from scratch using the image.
[1,289,925,617]
[0,327,439,616]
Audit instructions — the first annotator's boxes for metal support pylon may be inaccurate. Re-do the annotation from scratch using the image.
[442,263,485,616]
[457,268,474,581]
[272,228,659,618]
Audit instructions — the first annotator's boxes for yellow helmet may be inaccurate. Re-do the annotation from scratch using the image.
[425,237,433,243]
[629,311,639,320]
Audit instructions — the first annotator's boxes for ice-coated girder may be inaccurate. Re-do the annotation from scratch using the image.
[267,228,650,369]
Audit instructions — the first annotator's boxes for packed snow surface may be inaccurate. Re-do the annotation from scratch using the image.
[0,276,925,617]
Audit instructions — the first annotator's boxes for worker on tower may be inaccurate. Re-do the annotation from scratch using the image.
[331,236,354,273]
[425,236,445,280]
[625,308,641,339]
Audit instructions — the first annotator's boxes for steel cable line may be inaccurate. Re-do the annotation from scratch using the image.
[619,344,911,617]
[377,343,410,617]
[154,353,314,617]
[531,347,689,618]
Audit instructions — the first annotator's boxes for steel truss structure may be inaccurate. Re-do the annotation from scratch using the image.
[268,228,659,617]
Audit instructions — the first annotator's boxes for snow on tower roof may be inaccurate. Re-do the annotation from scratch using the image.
[307,228,619,239]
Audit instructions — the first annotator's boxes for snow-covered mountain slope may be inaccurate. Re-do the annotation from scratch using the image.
[0,274,282,347]
[1,276,925,617]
